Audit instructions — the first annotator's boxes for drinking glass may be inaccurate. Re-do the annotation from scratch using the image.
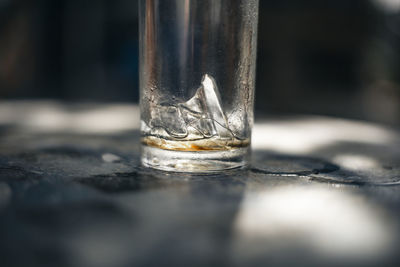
[139,0,259,172]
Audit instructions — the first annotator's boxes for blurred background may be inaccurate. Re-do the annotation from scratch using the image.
[0,0,399,125]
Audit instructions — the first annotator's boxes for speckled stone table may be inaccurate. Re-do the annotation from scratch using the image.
[0,101,400,267]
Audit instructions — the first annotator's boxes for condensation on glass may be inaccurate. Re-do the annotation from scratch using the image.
[139,0,259,172]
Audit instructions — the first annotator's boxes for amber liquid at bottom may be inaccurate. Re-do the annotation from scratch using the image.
[141,135,250,152]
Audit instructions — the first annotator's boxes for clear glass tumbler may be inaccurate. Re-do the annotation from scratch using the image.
[139,0,259,172]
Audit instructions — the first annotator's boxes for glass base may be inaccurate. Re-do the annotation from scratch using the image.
[141,145,249,173]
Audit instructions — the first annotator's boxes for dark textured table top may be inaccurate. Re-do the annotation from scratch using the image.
[1,101,400,267]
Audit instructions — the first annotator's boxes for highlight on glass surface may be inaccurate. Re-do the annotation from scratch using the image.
[139,0,259,172]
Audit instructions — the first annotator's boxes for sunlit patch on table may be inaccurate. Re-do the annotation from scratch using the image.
[232,185,397,264]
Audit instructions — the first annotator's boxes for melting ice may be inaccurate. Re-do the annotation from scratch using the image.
[147,74,233,140]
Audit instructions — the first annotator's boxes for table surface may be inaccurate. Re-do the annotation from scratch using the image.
[1,101,400,267]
